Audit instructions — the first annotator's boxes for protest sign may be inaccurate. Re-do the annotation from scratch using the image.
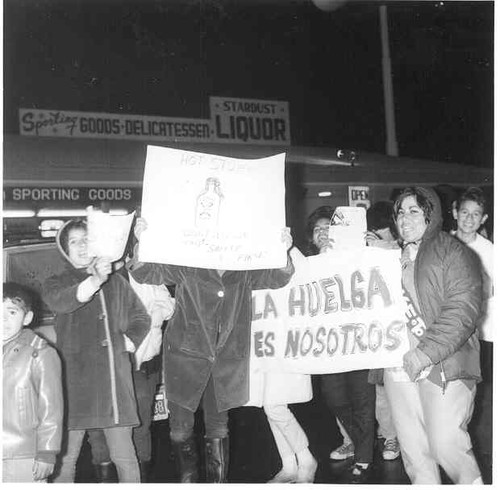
[328,206,367,250]
[139,146,287,270]
[250,247,409,374]
[86,207,136,261]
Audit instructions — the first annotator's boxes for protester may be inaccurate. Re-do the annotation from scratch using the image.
[384,186,483,484]
[365,201,401,461]
[452,187,493,464]
[3,282,63,483]
[43,218,151,483]
[128,217,295,483]
[247,246,317,483]
[305,205,376,483]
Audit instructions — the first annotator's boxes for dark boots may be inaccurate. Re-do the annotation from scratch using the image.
[204,437,229,483]
[93,461,118,483]
[172,436,199,483]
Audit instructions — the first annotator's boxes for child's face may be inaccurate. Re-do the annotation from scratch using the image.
[67,228,92,267]
[3,298,33,342]
[312,218,330,249]
[454,200,487,235]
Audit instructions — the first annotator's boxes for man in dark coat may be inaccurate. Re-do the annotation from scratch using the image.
[129,218,294,483]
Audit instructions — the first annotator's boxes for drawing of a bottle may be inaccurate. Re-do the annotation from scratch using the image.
[195,177,223,229]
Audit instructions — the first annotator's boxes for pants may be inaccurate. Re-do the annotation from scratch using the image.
[470,341,492,457]
[337,418,352,445]
[169,375,228,443]
[132,367,160,462]
[321,370,375,463]
[375,384,397,439]
[87,430,110,465]
[264,405,308,460]
[53,427,140,483]
[3,458,47,483]
[384,372,482,484]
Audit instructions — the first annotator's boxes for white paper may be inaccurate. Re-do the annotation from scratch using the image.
[86,207,136,261]
[328,206,367,250]
[139,146,287,270]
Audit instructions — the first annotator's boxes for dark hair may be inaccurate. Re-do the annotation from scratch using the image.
[59,219,87,254]
[393,187,433,224]
[3,282,33,313]
[305,205,334,256]
[456,187,487,214]
[366,201,395,233]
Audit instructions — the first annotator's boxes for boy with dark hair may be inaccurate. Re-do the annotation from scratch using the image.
[3,282,63,482]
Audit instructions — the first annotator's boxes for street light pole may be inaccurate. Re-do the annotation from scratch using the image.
[379,4,399,156]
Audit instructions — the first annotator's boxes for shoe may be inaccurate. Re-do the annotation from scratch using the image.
[93,462,118,483]
[172,436,199,483]
[267,468,298,483]
[349,463,372,484]
[329,442,355,460]
[296,451,318,483]
[204,437,229,483]
[382,438,401,461]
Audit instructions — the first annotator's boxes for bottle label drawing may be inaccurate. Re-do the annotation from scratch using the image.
[195,177,224,229]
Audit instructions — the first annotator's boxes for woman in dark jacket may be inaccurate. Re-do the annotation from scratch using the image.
[129,218,294,483]
[43,219,150,482]
[384,187,483,484]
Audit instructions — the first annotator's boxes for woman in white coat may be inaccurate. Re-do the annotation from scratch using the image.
[246,248,317,483]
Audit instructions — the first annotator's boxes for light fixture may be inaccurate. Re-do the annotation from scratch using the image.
[3,210,37,218]
[318,191,332,197]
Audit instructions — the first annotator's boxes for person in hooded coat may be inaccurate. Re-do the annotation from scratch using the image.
[42,218,150,483]
[384,187,483,484]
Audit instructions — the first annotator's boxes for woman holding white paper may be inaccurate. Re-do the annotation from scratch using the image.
[43,218,151,482]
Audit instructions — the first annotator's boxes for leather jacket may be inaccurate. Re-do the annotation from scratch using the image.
[3,329,63,463]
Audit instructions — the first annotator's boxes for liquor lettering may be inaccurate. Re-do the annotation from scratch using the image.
[215,115,287,143]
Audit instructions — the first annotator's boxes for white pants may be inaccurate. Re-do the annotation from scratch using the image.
[376,384,397,439]
[384,372,482,484]
[264,405,308,460]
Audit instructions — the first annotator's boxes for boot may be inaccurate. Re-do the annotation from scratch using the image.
[204,437,229,483]
[172,436,200,483]
[93,461,118,483]
[139,460,151,483]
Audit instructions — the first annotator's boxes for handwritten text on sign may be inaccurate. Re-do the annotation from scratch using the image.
[250,248,409,374]
[139,146,287,270]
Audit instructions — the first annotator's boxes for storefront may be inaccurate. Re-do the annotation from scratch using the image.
[3,133,493,246]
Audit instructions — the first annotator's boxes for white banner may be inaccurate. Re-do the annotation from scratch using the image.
[139,146,288,270]
[250,248,409,374]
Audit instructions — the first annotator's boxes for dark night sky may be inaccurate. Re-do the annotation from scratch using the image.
[3,0,494,168]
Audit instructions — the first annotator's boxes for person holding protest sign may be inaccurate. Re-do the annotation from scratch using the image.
[247,246,317,483]
[306,205,376,483]
[43,218,151,483]
[384,187,483,484]
[451,187,493,466]
[128,217,295,484]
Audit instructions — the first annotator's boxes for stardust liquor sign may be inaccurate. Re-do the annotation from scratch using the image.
[19,96,291,146]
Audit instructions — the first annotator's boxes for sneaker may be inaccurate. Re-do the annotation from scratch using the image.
[349,463,372,484]
[329,442,355,460]
[382,438,400,460]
